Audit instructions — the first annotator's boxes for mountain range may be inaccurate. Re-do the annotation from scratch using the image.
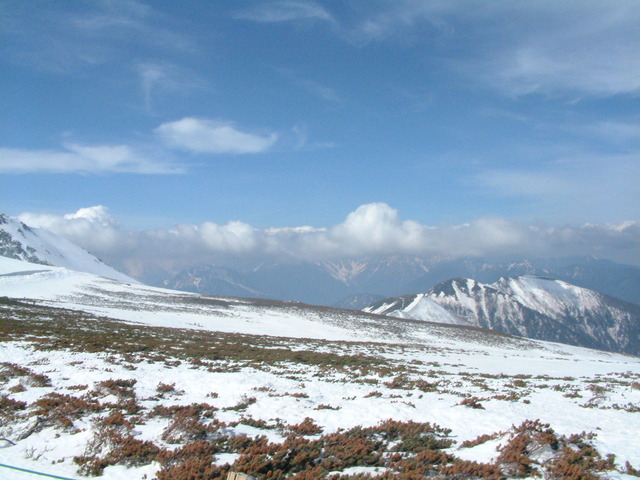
[364,275,640,355]
[160,255,640,308]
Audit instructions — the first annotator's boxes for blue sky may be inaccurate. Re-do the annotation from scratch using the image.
[2,1,640,267]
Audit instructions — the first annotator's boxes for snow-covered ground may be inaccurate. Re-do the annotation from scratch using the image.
[0,257,540,347]
[2,257,640,479]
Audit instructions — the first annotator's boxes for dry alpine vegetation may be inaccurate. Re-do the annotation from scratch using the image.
[1,297,640,479]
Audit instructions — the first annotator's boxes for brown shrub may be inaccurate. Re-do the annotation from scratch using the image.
[496,419,558,477]
[149,403,221,444]
[224,396,257,412]
[0,394,26,412]
[626,461,640,477]
[373,419,453,453]
[232,435,318,479]
[67,384,89,391]
[439,459,503,479]
[387,449,454,478]
[8,384,26,393]
[320,428,381,471]
[156,382,178,393]
[94,378,137,399]
[286,417,324,436]
[460,431,504,449]
[314,403,340,410]
[364,391,383,398]
[458,396,485,409]
[33,392,102,430]
[289,392,309,398]
[74,414,160,476]
[546,435,615,480]
[0,362,51,387]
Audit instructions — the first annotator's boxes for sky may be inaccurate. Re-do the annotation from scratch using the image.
[1,0,639,268]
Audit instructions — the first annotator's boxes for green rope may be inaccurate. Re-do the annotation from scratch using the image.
[0,463,78,480]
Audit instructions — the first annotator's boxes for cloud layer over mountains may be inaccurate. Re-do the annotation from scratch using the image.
[19,204,640,272]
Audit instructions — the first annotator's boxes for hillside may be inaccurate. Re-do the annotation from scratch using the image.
[1,256,640,479]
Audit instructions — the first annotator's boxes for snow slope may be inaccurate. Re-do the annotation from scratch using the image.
[0,257,544,350]
[0,213,135,283]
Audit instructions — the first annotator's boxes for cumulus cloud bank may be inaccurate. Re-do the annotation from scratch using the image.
[19,204,640,275]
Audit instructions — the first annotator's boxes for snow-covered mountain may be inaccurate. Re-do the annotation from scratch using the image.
[365,275,640,355]
[0,213,135,283]
[406,256,640,306]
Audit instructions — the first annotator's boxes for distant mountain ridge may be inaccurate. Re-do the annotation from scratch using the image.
[364,275,640,355]
[160,255,640,307]
[0,213,135,283]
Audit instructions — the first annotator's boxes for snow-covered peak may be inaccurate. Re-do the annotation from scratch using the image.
[364,274,640,355]
[0,213,136,283]
[494,275,603,317]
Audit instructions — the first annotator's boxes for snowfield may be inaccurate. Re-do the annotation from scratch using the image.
[1,257,640,479]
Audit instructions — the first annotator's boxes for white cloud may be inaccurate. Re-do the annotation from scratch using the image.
[328,203,426,255]
[156,117,279,154]
[172,221,259,254]
[64,205,119,227]
[234,1,334,24]
[19,204,640,275]
[0,143,181,174]
[1,116,282,175]
[19,206,124,254]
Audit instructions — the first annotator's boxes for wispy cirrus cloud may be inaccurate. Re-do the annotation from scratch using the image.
[233,0,334,24]
[416,1,640,98]
[0,143,181,174]
[0,0,195,72]
[235,1,640,99]
[155,117,279,154]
